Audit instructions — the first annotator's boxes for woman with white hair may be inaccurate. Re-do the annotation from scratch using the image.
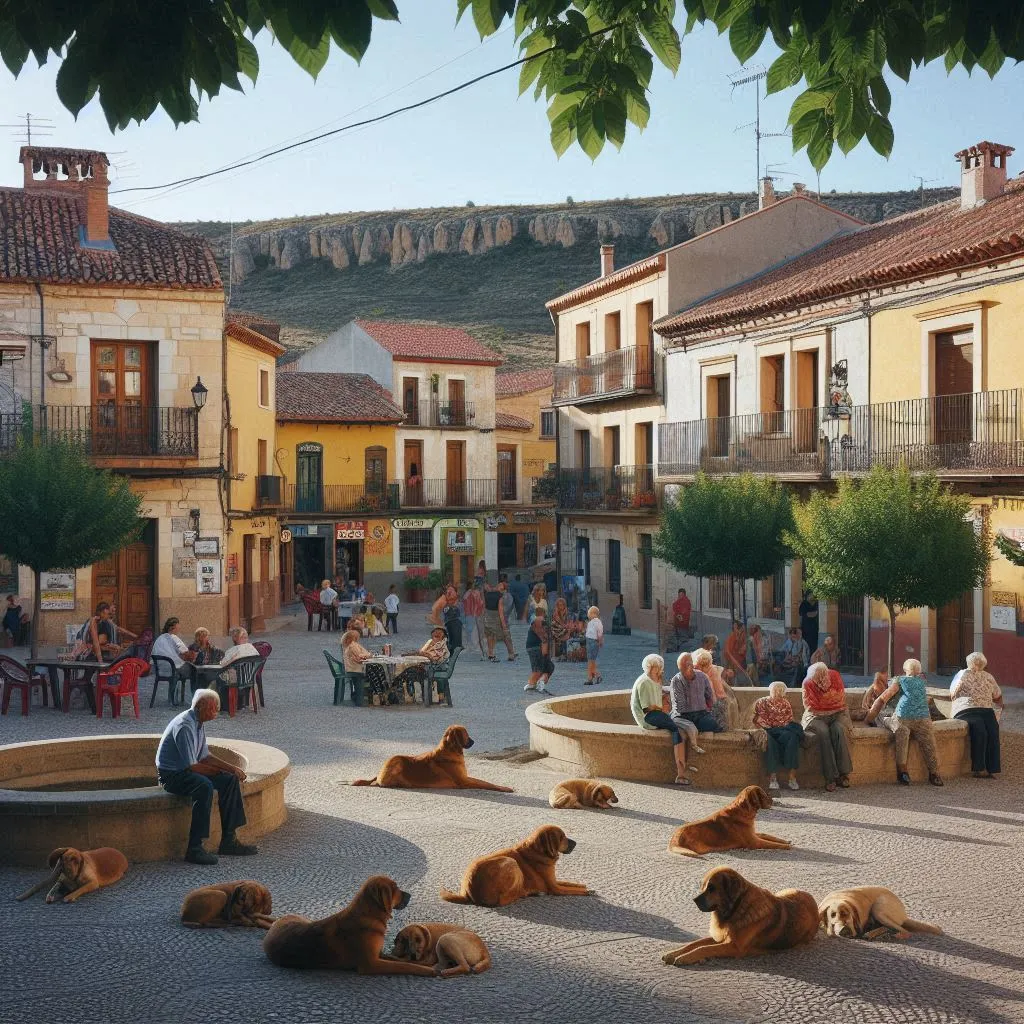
[751,681,804,791]
[950,651,1003,778]
[692,648,737,730]
[866,658,942,787]
[630,653,692,785]
[801,661,853,791]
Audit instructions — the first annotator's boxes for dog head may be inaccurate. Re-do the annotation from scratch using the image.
[592,784,618,805]
[360,875,411,916]
[48,847,83,880]
[441,724,473,752]
[820,898,863,938]
[529,825,575,860]
[392,924,432,962]
[694,867,747,919]
[230,881,272,918]
[739,785,772,813]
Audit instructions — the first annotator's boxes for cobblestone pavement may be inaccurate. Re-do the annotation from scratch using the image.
[2,605,1022,1024]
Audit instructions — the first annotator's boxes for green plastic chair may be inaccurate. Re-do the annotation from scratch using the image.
[428,646,462,707]
[323,649,366,706]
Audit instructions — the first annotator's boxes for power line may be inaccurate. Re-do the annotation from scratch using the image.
[111,24,618,198]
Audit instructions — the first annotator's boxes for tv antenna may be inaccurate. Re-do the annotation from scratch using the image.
[729,66,783,190]
[0,113,54,146]
[913,175,938,208]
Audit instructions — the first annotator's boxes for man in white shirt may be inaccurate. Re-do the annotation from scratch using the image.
[384,584,400,634]
[151,617,196,687]
[319,578,340,630]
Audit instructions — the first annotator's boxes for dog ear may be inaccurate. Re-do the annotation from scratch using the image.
[457,726,470,748]
[47,847,69,869]
[755,786,771,808]
[718,869,743,912]
[362,875,394,912]
[537,826,562,859]
[818,905,829,930]
[846,902,862,936]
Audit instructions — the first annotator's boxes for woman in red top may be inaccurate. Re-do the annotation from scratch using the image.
[801,663,853,791]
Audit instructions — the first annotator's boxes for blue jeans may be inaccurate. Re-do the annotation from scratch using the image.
[159,768,246,850]
[677,709,722,734]
[644,709,683,745]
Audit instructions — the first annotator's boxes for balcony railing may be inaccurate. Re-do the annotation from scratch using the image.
[657,388,1024,478]
[497,471,558,505]
[285,478,497,514]
[398,478,496,508]
[255,475,283,507]
[557,465,658,512]
[552,345,659,406]
[403,400,479,429]
[0,405,199,458]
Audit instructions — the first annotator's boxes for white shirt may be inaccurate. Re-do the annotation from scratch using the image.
[319,587,339,606]
[384,593,400,613]
[220,642,260,667]
[585,617,604,642]
[152,632,189,669]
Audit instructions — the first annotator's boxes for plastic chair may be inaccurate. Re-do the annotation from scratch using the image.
[222,656,263,717]
[252,641,271,708]
[428,646,462,707]
[0,655,49,716]
[95,657,148,719]
[302,593,331,632]
[323,649,346,704]
[149,655,186,707]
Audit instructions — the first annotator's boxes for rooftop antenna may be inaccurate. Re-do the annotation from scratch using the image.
[729,66,772,190]
[0,113,54,146]
[913,175,938,208]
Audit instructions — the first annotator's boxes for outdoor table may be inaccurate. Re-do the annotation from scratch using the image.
[363,654,430,705]
[338,601,359,629]
[27,659,106,712]
[191,662,232,705]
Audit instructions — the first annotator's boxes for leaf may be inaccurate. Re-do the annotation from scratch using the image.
[729,9,767,64]
[471,0,501,37]
[575,100,605,160]
[639,13,682,73]
[366,0,399,20]
[272,12,332,76]
[865,114,894,157]
[790,108,823,150]
[869,74,891,115]
[54,49,96,116]
[832,83,853,129]
[603,96,627,149]
[786,88,829,125]
[766,47,802,94]
[806,121,834,170]
[549,107,575,158]
[977,30,1006,76]
[625,90,650,130]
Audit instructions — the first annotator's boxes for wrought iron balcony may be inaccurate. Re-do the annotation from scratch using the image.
[497,469,558,505]
[557,465,658,512]
[285,478,497,514]
[398,478,497,508]
[552,345,659,407]
[403,399,479,429]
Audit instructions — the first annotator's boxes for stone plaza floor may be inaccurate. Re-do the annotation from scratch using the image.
[1,605,1022,1024]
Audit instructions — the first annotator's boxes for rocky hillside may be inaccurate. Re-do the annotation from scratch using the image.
[182,186,957,363]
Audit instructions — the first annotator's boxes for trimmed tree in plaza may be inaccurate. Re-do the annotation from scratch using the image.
[0,440,143,659]
[791,465,989,676]
[654,472,795,633]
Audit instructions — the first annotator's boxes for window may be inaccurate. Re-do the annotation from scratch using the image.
[522,531,538,567]
[0,553,18,592]
[257,438,268,476]
[607,539,621,593]
[638,533,653,609]
[540,409,556,438]
[365,446,387,493]
[709,574,731,610]
[259,368,271,408]
[399,529,433,565]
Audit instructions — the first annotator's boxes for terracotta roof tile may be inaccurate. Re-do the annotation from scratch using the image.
[226,320,286,358]
[496,411,534,431]
[657,189,1024,336]
[496,367,553,396]
[276,371,404,424]
[227,310,281,342]
[355,319,502,365]
[0,187,222,289]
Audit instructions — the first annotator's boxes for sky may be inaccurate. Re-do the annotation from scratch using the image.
[2,2,1024,223]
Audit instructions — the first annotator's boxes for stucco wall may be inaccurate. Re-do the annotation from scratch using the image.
[286,321,393,388]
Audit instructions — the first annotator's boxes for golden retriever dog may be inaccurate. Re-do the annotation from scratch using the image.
[440,825,590,907]
[181,881,275,929]
[17,847,128,904]
[818,887,943,941]
[392,923,492,977]
[263,875,436,976]
[668,786,791,859]
[662,866,819,966]
[549,779,619,810]
[353,725,513,792]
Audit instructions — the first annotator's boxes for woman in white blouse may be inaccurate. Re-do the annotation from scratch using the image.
[950,651,1003,778]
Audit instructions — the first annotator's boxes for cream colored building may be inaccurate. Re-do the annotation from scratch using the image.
[0,145,227,642]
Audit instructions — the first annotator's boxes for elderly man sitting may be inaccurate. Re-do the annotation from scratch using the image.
[221,626,260,667]
[155,688,257,865]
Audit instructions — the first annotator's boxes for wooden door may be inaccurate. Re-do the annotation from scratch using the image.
[604,312,622,392]
[402,377,420,426]
[242,534,256,625]
[935,331,974,447]
[635,301,654,389]
[91,342,153,454]
[498,445,516,501]
[937,590,974,674]
[447,379,467,426]
[260,537,273,614]
[92,520,154,638]
[446,441,466,505]
[708,375,731,458]
[404,440,424,505]
[575,323,592,396]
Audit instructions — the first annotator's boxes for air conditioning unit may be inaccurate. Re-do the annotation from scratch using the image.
[256,474,282,507]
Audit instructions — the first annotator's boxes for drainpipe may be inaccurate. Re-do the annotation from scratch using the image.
[33,283,45,407]
[549,308,561,587]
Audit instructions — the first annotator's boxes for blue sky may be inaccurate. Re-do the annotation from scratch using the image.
[2,3,1024,222]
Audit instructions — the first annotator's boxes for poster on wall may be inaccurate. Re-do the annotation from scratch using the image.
[195,559,223,595]
[990,605,1017,631]
[40,571,75,610]
[446,529,475,553]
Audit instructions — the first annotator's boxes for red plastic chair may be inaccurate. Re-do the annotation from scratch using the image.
[0,655,49,716]
[95,657,149,719]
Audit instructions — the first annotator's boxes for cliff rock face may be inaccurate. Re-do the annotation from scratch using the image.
[216,189,958,283]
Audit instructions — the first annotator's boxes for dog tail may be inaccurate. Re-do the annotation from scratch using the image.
[351,778,377,787]
[902,918,943,935]
[439,888,471,905]
[667,843,705,859]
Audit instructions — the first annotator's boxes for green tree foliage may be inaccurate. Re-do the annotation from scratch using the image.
[994,532,1024,568]
[790,465,989,674]
[2,1,1017,165]
[0,441,143,658]
[654,473,794,623]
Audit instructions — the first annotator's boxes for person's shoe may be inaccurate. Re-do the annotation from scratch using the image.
[584,679,594,686]
[788,778,800,791]
[896,769,911,785]
[687,765,699,774]
[537,684,553,695]
[523,683,537,692]
[928,773,944,787]
[185,846,218,865]
[768,776,780,791]
[673,776,693,786]
[838,775,851,788]
[694,746,706,755]
[219,834,258,856]
[594,675,602,686]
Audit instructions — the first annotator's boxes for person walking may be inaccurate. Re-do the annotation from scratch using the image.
[461,581,486,659]
[524,608,554,695]
[384,584,400,634]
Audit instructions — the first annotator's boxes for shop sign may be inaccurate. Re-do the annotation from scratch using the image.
[336,521,367,541]
[512,511,538,524]
[280,529,292,544]
[194,537,220,556]
[446,529,476,554]
[196,558,222,595]
[436,518,479,530]
[393,518,433,530]
[297,442,323,454]
[40,571,75,610]
[290,524,323,537]
[484,513,508,529]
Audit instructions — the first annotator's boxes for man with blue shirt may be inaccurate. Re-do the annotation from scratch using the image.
[156,688,257,865]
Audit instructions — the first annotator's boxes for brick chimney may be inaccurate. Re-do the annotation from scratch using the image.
[20,146,112,246]
[758,176,777,209]
[955,141,1014,210]
[600,243,615,277]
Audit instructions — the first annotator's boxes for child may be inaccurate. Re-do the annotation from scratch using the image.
[584,605,604,685]
[384,584,400,634]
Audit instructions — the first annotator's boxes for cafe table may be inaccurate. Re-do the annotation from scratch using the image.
[363,654,431,705]
[26,659,107,712]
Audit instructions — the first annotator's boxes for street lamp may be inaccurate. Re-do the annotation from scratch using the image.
[190,376,208,411]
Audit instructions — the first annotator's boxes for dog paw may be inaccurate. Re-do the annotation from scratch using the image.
[45,894,57,904]
[661,952,678,965]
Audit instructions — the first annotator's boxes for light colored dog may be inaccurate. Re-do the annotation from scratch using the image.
[548,780,618,810]
[819,887,943,940]
[392,923,492,977]
[17,847,128,904]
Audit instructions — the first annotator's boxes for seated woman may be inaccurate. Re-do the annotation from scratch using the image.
[349,607,368,637]
[188,627,224,667]
[550,598,575,659]
[752,681,804,791]
[692,648,737,730]
[852,670,889,722]
[866,658,943,787]
[393,625,450,697]
[801,662,853,792]
[630,653,691,785]
[341,629,374,698]
[950,651,1003,779]
[811,634,841,673]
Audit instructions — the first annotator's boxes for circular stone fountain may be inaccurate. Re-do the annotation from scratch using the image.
[526,688,971,788]
[0,735,290,865]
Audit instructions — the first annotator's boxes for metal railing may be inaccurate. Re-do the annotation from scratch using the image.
[398,478,496,508]
[403,399,479,428]
[0,405,199,457]
[286,478,497,513]
[552,344,659,405]
[496,471,558,505]
[556,465,657,512]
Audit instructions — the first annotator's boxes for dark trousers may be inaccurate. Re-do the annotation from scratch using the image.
[678,709,723,734]
[445,618,463,649]
[159,768,247,849]
[764,722,804,773]
[386,612,398,634]
[644,709,683,745]
[955,708,1001,774]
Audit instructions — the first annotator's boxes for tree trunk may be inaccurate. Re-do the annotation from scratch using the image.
[31,568,42,661]
[698,576,704,639]
[885,601,896,677]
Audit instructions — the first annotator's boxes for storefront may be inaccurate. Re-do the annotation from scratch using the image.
[487,509,556,572]
[391,515,486,585]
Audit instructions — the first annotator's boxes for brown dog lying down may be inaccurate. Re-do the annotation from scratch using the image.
[549,779,619,810]
[392,923,492,977]
[263,875,436,976]
[440,825,590,907]
[17,847,128,904]
[819,887,943,941]
[668,785,791,858]
[181,881,275,929]
[662,866,819,966]
[353,725,513,792]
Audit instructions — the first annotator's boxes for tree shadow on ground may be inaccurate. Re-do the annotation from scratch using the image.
[934,935,1024,973]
